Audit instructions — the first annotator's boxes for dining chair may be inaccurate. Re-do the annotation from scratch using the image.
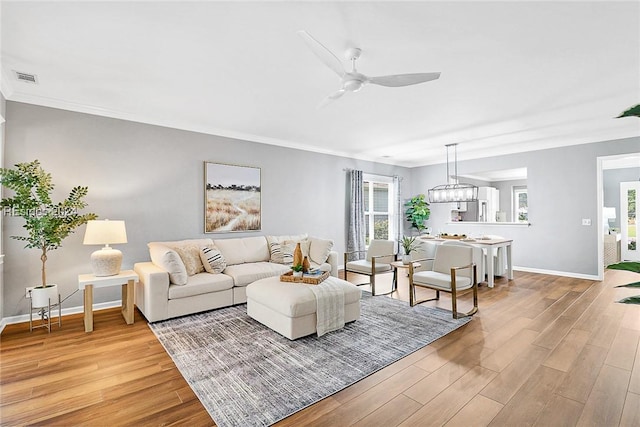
[344,239,395,296]
[408,244,478,319]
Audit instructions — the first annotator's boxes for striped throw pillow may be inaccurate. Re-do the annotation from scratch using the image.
[200,245,227,274]
[268,241,294,264]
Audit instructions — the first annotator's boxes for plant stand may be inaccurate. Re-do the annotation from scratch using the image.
[29,294,61,333]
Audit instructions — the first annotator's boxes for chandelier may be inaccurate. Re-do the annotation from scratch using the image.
[427,143,478,203]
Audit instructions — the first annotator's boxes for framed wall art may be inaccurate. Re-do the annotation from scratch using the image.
[204,162,261,233]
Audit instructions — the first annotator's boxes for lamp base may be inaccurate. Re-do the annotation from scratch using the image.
[91,248,123,276]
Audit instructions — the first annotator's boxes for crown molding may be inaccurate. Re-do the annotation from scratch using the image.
[6,90,402,167]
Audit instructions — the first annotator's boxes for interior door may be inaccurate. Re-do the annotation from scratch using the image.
[620,181,639,261]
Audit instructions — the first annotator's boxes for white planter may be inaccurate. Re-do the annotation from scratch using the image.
[402,255,412,265]
[31,284,58,308]
[293,271,303,278]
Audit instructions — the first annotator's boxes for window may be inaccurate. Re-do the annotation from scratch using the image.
[363,174,395,245]
[513,186,528,223]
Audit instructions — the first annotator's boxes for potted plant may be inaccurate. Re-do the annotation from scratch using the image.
[405,194,430,234]
[0,160,97,307]
[291,264,304,278]
[400,235,420,264]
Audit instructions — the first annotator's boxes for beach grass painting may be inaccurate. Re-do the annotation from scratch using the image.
[205,162,261,233]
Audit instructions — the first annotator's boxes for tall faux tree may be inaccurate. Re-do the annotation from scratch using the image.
[0,160,97,287]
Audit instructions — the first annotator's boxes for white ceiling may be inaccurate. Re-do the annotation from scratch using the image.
[1,1,639,167]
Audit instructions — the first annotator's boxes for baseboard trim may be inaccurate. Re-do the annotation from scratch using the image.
[0,266,600,332]
[0,300,123,331]
[513,266,600,281]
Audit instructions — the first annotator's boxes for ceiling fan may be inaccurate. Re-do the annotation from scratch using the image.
[298,30,441,107]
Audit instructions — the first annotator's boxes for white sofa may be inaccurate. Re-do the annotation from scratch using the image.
[133,234,338,322]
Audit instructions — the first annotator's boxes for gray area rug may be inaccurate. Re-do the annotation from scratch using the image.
[149,292,472,427]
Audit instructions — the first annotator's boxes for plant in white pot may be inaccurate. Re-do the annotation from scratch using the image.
[401,235,420,265]
[0,160,97,308]
[291,263,304,278]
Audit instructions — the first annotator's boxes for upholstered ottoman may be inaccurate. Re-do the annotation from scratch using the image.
[246,276,361,340]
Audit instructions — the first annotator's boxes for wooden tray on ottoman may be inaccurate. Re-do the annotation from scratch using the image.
[280,270,329,285]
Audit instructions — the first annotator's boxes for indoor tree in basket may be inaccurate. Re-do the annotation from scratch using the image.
[0,160,97,306]
[404,194,430,234]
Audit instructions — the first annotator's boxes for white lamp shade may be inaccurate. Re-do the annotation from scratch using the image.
[83,220,127,245]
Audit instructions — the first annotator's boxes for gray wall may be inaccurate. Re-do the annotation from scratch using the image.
[3,102,410,317]
[411,137,640,276]
[604,167,639,230]
[3,100,639,318]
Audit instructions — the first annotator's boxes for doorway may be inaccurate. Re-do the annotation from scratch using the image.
[598,152,640,279]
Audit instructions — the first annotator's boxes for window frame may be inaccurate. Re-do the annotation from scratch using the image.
[512,185,528,223]
[363,173,396,246]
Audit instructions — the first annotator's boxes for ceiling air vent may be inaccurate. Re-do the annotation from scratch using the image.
[14,71,38,84]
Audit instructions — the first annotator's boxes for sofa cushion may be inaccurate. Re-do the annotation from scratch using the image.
[148,243,188,285]
[200,244,227,273]
[168,272,234,299]
[223,262,291,287]
[167,242,204,276]
[308,237,334,265]
[213,236,270,266]
[149,239,214,276]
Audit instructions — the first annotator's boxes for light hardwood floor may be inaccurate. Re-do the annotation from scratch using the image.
[1,268,639,426]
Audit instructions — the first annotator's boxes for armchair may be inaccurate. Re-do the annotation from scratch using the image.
[344,239,395,296]
[408,244,478,319]
[441,240,485,284]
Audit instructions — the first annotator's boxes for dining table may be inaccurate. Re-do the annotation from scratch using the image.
[419,236,513,288]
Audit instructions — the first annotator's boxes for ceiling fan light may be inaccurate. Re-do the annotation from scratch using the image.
[343,78,364,92]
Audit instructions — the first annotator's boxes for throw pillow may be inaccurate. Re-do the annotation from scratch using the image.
[266,235,296,264]
[309,237,334,265]
[269,241,294,264]
[200,245,227,274]
[266,236,312,265]
[165,242,205,276]
[148,244,188,286]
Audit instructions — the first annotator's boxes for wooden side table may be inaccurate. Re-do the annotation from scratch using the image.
[390,261,421,291]
[78,270,138,332]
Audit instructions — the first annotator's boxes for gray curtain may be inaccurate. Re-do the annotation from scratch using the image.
[347,170,365,261]
[394,175,402,254]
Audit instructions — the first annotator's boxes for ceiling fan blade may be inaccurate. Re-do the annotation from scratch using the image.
[369,72,441,87]
[317,89,346,109]
[297,30,345,78]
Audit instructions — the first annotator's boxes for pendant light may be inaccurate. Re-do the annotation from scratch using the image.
[427,143,478,203]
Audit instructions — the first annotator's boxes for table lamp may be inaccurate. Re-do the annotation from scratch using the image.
[83,219,128,276]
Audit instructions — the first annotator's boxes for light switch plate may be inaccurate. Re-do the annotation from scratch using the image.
[582,218,591,226]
